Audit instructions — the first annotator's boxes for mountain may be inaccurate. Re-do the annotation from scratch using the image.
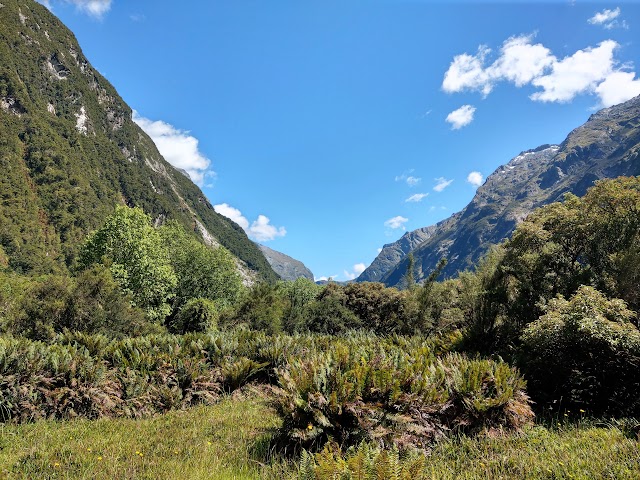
[256,244,314,282]
[365,96,640,287]
[0,0,277,282]
[357,226,437,283]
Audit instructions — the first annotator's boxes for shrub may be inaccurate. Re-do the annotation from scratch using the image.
[170,298,218,334]
[232,283,287,334]
[11,275,73,341]
[273,340,533,454]
[65,266,148,336]
[342,282,406,333]
[520,286,640,416]
[302,284,362,334]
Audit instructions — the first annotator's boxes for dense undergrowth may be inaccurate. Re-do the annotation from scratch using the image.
[0,330,532,455]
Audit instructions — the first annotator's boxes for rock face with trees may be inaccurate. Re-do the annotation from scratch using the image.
[0,0,277,283]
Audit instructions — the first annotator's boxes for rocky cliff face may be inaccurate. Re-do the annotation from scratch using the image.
[0,0,277,282]
[365,96,640,287]
[257,244,314,282]
[357,225,437,283]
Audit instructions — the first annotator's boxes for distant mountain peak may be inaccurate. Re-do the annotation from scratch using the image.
[257,244,314,282]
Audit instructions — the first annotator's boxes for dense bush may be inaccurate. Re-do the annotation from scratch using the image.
[477,177,640,350]
[3,268,150,340]
[519,286,640,415]
[303,284,363,334]
[342,282,406,333]
[230,282,288,334]
[169,298,218,334]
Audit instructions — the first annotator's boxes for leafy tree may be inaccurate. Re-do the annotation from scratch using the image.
[232,282,287,334]
[159,221,244,312]
[477,177,640,350]
[279,278,322,333]
[78,206,177,321]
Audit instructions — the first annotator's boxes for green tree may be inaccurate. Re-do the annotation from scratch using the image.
[477,177,640,351]
[159,221,244,311]
[404,252,416,291]
[78,206,177,322]
[279,278,322,333]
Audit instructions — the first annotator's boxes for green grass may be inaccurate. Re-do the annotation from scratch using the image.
[425,422,640,479]
[1,392,639,480]
[0,390,283,480]
[300,421,640,480]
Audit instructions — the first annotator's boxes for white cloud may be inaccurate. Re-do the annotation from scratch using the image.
[249,215,287,242]
[395,172,421,186]
[377,248,383,254]
[488,35,555,87]
[343,263,367,281]
[213,203,249,230]
[405,193,428,203]
[434,177,454,192]
[595,71,640,107]
[531,40,618,103]
[446,105,476,129]
[588,8,623,29]
[443,45,493,95]
[443,35,640,108]
[40,0,112,18]
[467,171,484,187]
[443,35,553,96]
[133,111,213,186]
[384,216,409,230]
[406,176,421,186]
[214,203,286,242]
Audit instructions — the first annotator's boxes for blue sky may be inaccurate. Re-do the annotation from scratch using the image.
[41,0,640,280]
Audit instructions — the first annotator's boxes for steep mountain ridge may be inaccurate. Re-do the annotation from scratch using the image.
[257,244,314,282]
[357,225,438,283]
[365,96,640,287]
[0,0,277,282]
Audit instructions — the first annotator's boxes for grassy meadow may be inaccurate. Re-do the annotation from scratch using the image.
[1,391,639,479]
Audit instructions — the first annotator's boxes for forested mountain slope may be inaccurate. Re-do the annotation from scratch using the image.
[0,0,277,281]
